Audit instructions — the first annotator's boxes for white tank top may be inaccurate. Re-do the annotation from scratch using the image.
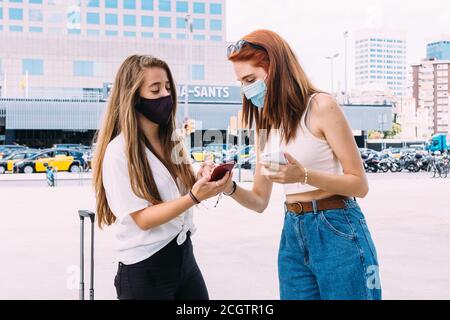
[262,93,343,195]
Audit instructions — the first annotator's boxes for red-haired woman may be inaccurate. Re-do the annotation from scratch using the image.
[223,30,381,300]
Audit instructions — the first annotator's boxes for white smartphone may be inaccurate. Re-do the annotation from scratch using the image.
[260,151,288,165]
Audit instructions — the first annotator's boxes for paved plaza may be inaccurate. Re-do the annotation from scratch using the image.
[0,172,449,300]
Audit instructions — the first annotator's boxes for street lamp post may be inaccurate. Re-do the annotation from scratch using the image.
[183,15,194,149]
[184,14,193,122]
[344,31,349,102]
[325,53,339,94]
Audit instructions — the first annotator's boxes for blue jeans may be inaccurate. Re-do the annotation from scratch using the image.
[278,198,382,300]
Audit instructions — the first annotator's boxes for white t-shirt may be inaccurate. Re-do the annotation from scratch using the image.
[102,133,196,265]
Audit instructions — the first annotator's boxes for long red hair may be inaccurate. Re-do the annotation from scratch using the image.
[228,29,322,148]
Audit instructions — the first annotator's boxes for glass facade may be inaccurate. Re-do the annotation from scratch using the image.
[22,59,44,76]
[87,13,100,25]
[0,0,227,103]
[192,64,205,80]
[0,0,224,40]
[427,41,450,61]
[9,8,23,20]
[176,1,189,12]
[73,61,94,77]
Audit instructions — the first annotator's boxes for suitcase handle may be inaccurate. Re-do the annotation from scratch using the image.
[79,210,95,222]
[78,210,95,300]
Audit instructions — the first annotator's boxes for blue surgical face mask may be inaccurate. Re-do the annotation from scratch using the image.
[242,77,267,108]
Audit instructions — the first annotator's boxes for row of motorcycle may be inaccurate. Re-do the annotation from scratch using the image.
[361,150,450,178]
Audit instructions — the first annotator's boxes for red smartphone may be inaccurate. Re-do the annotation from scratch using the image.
[209,162,235,182]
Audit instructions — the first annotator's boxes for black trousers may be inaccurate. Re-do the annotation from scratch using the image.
[114,232,209,300]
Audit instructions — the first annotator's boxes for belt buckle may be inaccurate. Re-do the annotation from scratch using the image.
[292,201,304,214]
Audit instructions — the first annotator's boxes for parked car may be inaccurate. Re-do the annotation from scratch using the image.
[0,145,28,159]
[14,149,87,174]
[0,149,40,174]
[204,144,233,162]
[53,144,91,153]
[190,147,214,163]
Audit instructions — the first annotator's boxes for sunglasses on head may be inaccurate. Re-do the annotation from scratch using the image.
[227,40,267,58]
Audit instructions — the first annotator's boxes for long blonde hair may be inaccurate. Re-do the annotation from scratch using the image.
[92,55,196,228]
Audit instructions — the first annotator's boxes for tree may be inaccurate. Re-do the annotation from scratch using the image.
[368,114,402,139]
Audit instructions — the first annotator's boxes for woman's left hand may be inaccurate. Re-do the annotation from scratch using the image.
[196,162,215,181]
[261,152,306,185]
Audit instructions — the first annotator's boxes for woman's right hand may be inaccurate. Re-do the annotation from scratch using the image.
[191,171,232,202]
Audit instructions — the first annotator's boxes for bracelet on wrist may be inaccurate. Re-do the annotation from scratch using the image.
[223,181,237,196]
[301,167,308,185]
[188,190,201,204]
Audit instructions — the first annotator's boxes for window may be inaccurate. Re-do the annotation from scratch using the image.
[141,16,154,27]
[192,65,205,80]
[124,31,136,37]
[9,25,23,32]
[12,154,26,161]
[159,0,171,11]
[193,18,205,30]
[210,35,222,41]
[142,32,153,38]
[123,14,136,26]
[210,3,222,14]
[141,0,154,10]
[55,150,69,157]
[88,0,99,7]
[194,2,205,13]
[29,0,43,3]
[22,59,44,75]
[87,29,100,36]
[210,19,222,31]
[74,61,94,77]
[176,17,186,29]
[87,12,100,24]
[123,0,136,9]
[106,30,118,36]
[159,33,171,39]
[68,29,81,35]
[106,0,118,8]
[105,13,118,25]
[159,16,171,28]
[37,153,51,160]
[29,26,43,32]
[29,9,43,22]
[176,33,186,39]
[193,34,205,41]
[0,8,2,20]
[9,8,23,20]
[176,1,188,12]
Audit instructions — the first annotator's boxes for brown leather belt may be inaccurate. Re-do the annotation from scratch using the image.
[285,195,352,215]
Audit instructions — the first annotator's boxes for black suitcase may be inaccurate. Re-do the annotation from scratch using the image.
[78,210,95,300]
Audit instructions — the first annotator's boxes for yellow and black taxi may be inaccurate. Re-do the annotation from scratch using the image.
[14,148,87,174]
[0,149,40,174]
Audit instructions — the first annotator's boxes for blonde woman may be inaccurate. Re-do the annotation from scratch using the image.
[92,55,231,300]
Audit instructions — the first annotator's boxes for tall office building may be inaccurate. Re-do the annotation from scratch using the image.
[354,29,407,98]
[0,0,232,99]
[410,59,450,137]
[0,0,245,146]
[427,40,450,61]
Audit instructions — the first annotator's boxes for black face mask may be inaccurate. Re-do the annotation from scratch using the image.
[135,95,174,125]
